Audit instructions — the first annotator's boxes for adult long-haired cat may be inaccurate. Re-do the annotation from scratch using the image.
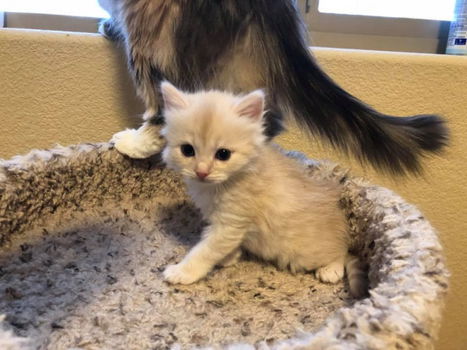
[98,0,448,175]
[159,82,367,297]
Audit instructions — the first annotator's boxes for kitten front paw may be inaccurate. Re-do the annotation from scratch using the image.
[218,249,242,267]
[111,128,164,159]
[163,263,206,285]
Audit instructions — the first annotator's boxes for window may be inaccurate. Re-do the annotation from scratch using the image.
[0,0,109,33]
[299,0,452,54]
[0,0,108,18]
[318,0,456,21]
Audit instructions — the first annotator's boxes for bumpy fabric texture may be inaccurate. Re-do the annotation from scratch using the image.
[0,144,448,350]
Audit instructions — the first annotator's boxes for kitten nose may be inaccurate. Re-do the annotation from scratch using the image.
[196,171,209,180]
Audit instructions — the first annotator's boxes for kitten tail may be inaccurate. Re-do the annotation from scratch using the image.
[345,254,369,298]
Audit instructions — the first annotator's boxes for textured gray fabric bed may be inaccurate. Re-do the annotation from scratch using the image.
[0,144,449,350]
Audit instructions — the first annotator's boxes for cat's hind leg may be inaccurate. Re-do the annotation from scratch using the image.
[111,120,165,158]
[315,256,345,284]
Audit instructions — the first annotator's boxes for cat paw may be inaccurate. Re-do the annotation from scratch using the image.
[163,263,205,285]
[111,128,164,159]
[98,17,123,42]
[315,261,344,284]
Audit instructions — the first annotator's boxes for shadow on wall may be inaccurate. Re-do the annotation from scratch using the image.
[109,44,145,126]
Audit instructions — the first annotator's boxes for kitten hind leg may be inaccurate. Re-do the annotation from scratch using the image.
[315,256,345,284]
[111,120,165,158]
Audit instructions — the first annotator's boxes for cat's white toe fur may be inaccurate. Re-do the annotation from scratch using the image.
[111,128,164,159]
[163,263,205,285]
[315,260,345,284]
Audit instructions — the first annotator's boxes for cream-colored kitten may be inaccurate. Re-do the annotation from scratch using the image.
[160,82,367,297]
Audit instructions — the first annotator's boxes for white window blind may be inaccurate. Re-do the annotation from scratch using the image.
[319,0,456,21]
[0,0,108,18]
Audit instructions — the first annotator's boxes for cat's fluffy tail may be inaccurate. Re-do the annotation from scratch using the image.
[262,3,449,175]
[345,254,368,298]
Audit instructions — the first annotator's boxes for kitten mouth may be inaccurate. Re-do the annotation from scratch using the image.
[195,176,221,184]
[187,174,221,184]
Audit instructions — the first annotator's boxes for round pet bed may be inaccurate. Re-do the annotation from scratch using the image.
[0,144,449,350]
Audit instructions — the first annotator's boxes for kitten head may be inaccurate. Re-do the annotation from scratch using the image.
[161,82,267,184]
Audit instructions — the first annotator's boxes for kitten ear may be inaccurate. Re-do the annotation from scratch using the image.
[234,90,265,121]
[161,81,189,110]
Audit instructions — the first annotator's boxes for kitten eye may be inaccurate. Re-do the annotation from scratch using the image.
[215,148,231,161]
[180,144,195,157]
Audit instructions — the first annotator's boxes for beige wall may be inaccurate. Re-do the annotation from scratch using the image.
[1,29,466,349]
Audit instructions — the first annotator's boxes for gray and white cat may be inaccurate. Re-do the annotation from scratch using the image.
[160,82,367,298]
[98,0,448,175]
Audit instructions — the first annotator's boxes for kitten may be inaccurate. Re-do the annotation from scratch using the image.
[98,0,448,175]
[160,82,367,298]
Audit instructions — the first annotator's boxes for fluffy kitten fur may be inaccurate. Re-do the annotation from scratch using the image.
[99,0,448,175]
[160,82,367,298]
